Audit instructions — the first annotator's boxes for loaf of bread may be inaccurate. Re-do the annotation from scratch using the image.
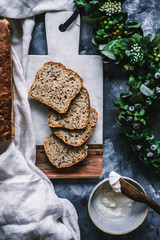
[48,87,90,129]
[51,108,98,146]
[44,134,88,168]
[29,62,83,113]
[0,19,14,141]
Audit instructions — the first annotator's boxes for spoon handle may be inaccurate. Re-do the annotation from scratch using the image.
[120,178,160,215]
[142,195,160,214]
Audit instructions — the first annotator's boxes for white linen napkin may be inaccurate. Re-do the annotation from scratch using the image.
[0,1,80,239]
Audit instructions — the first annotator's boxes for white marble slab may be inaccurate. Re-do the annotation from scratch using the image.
[26,12,103,145]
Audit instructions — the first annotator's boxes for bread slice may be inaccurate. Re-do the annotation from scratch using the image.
[0,19,14,141]
[48,87,90,129]
[44,134,88,168]
[28,62,83,113]
[51,108,98,146]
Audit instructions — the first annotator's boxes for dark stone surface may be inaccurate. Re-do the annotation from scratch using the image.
[29,2,160,239]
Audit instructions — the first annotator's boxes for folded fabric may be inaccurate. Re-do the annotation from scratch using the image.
[0,0,75,19]
[0,1,80,239]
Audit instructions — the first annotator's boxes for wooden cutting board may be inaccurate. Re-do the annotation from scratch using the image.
[26,12,103,178]
[36,146,102,179]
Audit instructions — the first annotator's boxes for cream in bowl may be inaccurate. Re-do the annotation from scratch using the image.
[88,172,148,235]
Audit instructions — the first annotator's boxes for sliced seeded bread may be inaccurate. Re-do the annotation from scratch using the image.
[51,108,98,146]
[29,62,83,113]
[44,134,88,168]
[48,87,90,129]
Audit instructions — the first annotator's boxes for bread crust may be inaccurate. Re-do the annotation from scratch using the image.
[28,61,83,114]
[48,86,91,129]
[51,108,98,146]
[0,19,14,141]
[44,134,88,168]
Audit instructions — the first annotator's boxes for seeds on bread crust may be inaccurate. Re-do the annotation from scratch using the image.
[28,62,83,113]
[51,108,98,146]
[44,134,88,168]
[0,19,14,141]
[48,87,90,129]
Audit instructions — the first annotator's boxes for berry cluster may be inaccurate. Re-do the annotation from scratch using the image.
[95,18,128,42]
[99,0,121,16]
[155,72,160,79]
[136,142,159,160]
[112,22,127,39]
[154,72,160,94]
[143,70,160,95]
[123,103,160,161]
[148,47,160,63]
[146,144,158,158]
[129,43,144,64]
[125,103,143,131]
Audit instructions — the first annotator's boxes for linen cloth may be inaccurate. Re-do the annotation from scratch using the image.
[0,1,80,240]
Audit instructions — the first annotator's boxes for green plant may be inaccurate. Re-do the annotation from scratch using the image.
[74,0,160,173]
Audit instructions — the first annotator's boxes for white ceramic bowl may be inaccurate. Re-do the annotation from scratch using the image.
[88,177,148,235]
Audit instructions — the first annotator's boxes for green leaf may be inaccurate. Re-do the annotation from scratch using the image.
[116,118,121,125]
[139,109,145,116]
[112,100,118,107]
[140,119,146,125]
[115,58,121,64]
[148,34,153,42]
[151,32,160,48]
[127,23,141,29]
[146,135,154,140]
[120,92,132,99]
[83,17,106,26]
[101,42,119,59]
[103,34,111,38]
[118,98,124,107]
[129,93,145,104]
[74,0,90,8]
[129,75,135,84]
[139,34,152,48]
[125,50,131,57]
[143,157,148,162]
[146,148,151,152]
[96,28,105,36]
[150,159,157,163]
[102,40,123,56]
[135,81,142,88]
[133,33,142,43]
[103,59,111,64]
[92,38,97,46]
[146,98,152,105]
[146,73,152,79]
[140,84,154,96]
[126,111,132,115]
[155,140,159,147]
[90,0,99,4]
[139,60,145,67]
[101,50,117,60]
[124,105,129,110]
[152,163,160,168]
[124,63,134,71]
[134,111,138,116]
[99,44,106,50]
[112,18,117,24]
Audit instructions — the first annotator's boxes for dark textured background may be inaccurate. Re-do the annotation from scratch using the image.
[29,1,160,239]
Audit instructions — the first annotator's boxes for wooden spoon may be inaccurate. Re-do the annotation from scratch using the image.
[120,178,160,215]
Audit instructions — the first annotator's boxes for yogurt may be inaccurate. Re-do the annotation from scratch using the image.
[94,171,134,219]
[109,171,121,192]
